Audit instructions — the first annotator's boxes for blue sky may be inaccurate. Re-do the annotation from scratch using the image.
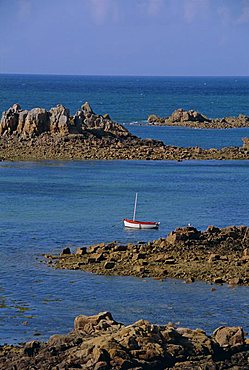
[0,0,249,76]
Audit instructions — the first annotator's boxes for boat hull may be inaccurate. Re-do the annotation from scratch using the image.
[123,219,160,229]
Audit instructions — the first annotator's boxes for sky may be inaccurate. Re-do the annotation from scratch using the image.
[0,0,249,76]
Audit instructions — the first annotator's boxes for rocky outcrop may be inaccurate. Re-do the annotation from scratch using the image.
[0,103,20,136]
[21,108,50,136]
[169,108,209,123]
[45,225,249,285]
[49,105,70,135]
[148,109,249,129]
[75,102,130,138]
[1,103,249,161]
[0,102,132,139]
[1,311,249,369]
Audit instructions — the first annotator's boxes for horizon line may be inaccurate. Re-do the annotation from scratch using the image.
[0,72,249,78]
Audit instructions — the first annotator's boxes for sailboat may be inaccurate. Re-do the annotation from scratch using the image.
[123,193,160,229]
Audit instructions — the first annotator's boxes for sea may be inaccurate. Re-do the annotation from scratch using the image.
[1,75,249,345]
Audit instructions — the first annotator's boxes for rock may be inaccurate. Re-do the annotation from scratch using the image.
[1,312,249,369]
[228,277,243,285]
[92,252,106,263]
[166,227,200,244]
[47,224,249,286]
[88,245,101,254]
[133,253,146,260]
[147,109,249,129]
[206,225,220,234]
[169,108,209,123]
[23,340,41,356]
[213,326,245,347]
[75,247,87,255]
[49,105,70,135]
[243,248,249,256]
[148,114,160,123]
[74,311,119,334]
[60,247,71,256]
[0,102,134,144]
[243,137,249,149]
[94,360,109,370]
[82,101,94,114]
[175,327,214,356]
[208,254,220,263]
[1,102,249,161]
[0,104,21,135]
[104,261,115,269]
[22,108,50,136]
[17,110,29,133]
[164,258,176,264]
[185,277,195,283]
[213,277,225,284]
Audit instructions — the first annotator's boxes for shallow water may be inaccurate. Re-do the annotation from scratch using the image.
[1,160,249,344]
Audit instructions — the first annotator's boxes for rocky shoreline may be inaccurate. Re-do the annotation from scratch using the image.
[2,133,249,161]
[1,311,249,369]
[45,225,249,286]
[1,103,249,161]
[148,108,249,129]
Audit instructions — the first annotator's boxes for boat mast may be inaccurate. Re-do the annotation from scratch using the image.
[133,192,138,221]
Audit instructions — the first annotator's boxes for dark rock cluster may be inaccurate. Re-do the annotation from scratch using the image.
[148,108,249,129]
[46,225,249,285]
[1,311,249,369]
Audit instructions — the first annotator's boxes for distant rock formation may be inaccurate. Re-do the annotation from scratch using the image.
[1,103,249,161]
[148,108,249,129]
[169,108,209,123]
[0,102,131,139]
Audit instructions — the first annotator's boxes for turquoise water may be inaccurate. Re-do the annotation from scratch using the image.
[1,160,249,344]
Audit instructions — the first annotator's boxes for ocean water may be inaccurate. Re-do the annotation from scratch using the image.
[1,160,249,344]
[0,74,249,149]
[127,125,249,149]
[1,75,249,345]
